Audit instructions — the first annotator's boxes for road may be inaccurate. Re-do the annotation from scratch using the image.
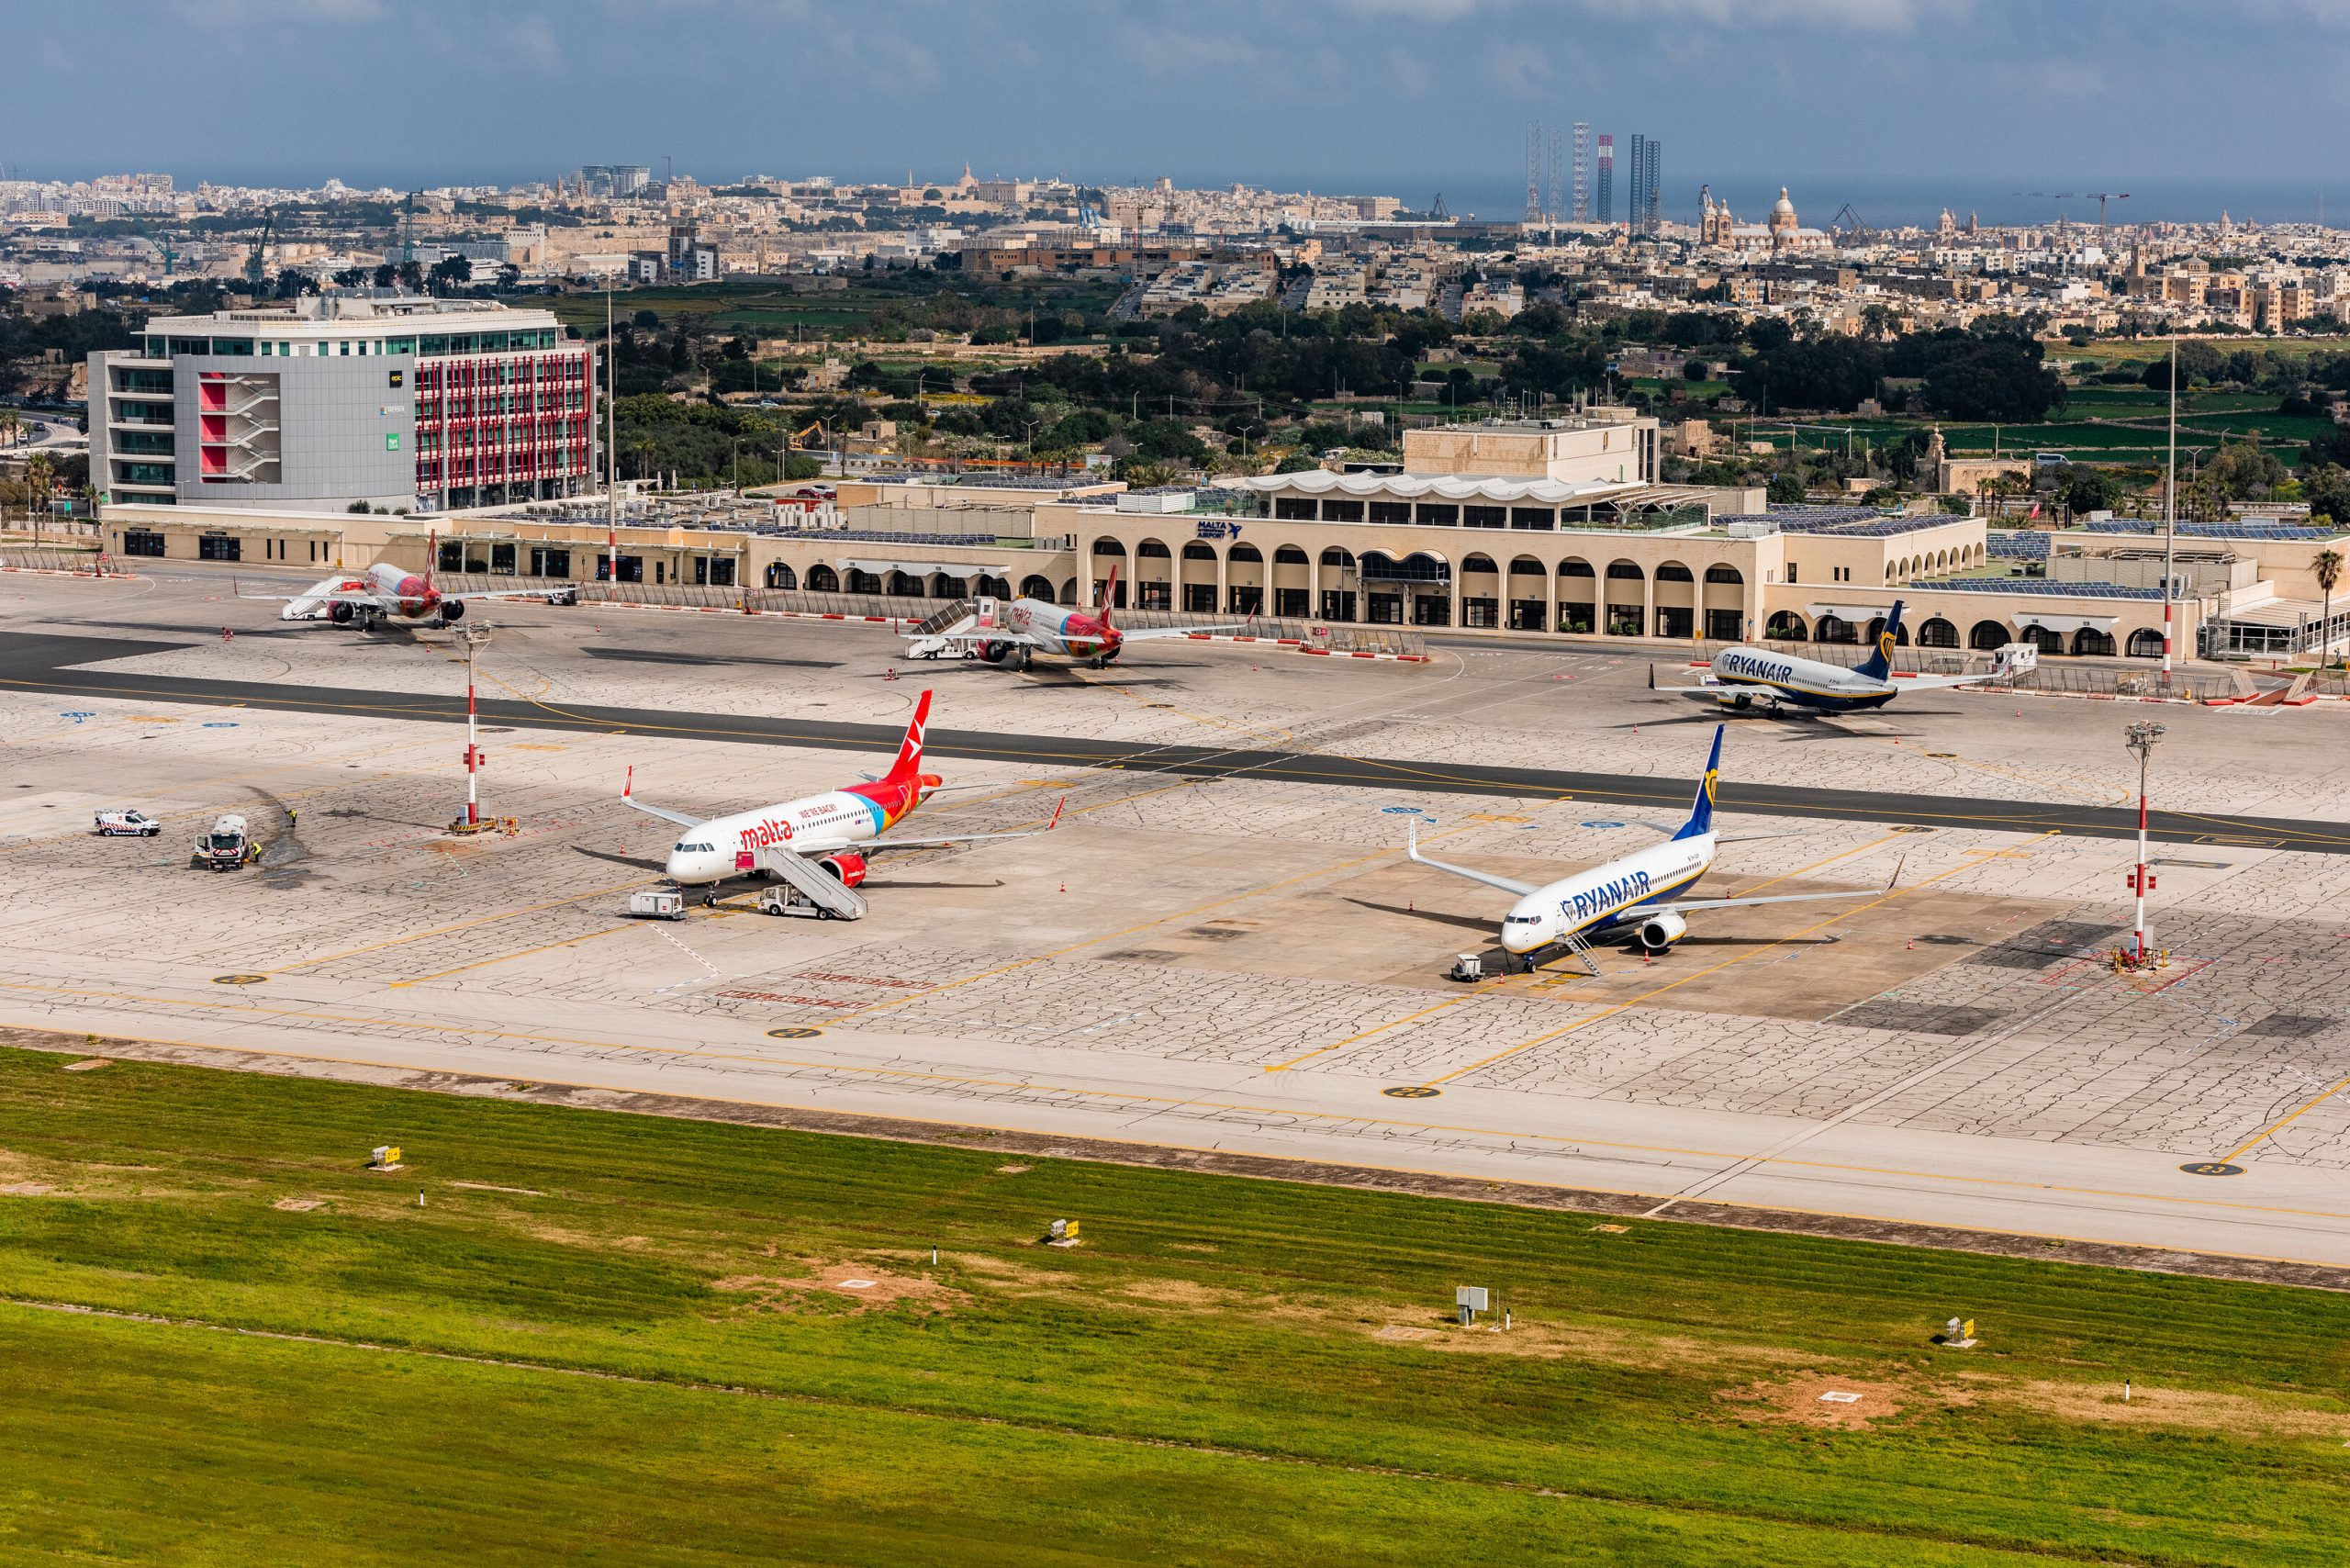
[5,627,2343,853]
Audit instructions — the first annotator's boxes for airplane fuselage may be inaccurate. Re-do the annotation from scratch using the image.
[1707,646,1897,713]
[1502,833,1716,954]
[986,597,1119,661]
[662,778,925,884]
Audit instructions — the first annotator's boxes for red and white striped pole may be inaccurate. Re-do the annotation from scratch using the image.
[463,632,483,826]
[2124,722,2165,965]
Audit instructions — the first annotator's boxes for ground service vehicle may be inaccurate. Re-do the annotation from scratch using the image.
[94,809,162,837]
[628,889,687,920]
[194,814,259,872]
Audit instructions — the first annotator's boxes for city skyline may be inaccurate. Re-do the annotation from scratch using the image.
[16,2,2350,207]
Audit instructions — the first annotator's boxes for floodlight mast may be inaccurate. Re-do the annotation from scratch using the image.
[2163,337,2177,682]
[2124,722,2166,963]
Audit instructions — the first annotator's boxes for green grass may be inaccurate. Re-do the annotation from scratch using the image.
[2,1046,2346,1564]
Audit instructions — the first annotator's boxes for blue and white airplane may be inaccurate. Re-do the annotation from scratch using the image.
[1407,725,1887,969]
[1650,599,2033,715]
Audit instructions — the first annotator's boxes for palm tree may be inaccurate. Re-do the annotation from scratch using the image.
[0,409,18,450]
[23,453,50,543]
[2317,547,2344,669]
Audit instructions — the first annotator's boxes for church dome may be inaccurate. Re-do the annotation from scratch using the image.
[1773,187,1796,217]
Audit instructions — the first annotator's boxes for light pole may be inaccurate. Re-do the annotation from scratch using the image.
[459,623,492,829]
[2161,336,2178,684]
[2123,721,2166,966]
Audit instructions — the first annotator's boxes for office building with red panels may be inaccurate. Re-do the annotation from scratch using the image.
[89,293,598,513]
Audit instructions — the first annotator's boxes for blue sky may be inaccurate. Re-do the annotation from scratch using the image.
[17,2,2345,222]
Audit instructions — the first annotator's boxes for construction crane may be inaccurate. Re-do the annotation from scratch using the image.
[1430,191,1449,219]
[1830,203,1871,244]
[134,219,176,278]
[243,210,274,292]
[2085,192,2131,234]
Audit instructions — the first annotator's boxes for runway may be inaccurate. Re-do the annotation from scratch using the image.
[3,628,2341,854]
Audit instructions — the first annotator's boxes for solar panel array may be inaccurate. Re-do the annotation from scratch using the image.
[1907,578,2164,600]
[769,529,1003,547]
[1987,532,2053,559]
[2080,520,2343,541]
[1727,507,1953,537]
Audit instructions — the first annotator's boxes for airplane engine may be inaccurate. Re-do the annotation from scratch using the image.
[1633,912,1688,952]
[817,852,868,888]
[330,602,355,624]
[1718,689,1754,711]
[975,641,1013,665]
[439,599,466,623]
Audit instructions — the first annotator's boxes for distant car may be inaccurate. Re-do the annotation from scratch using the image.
[93,809,162,837]
[543,586,579,606]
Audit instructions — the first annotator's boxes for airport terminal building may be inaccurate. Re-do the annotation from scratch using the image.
[90,409,2350,660]
[87,294,598,516]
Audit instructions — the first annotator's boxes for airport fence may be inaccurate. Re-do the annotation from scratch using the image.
[1704,636,2237,700]
[1,545,106,574]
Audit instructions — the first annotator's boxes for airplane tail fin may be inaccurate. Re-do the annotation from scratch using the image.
[1856,599,1905,681]
[1673,724,1725,840]
[1097,565,1118,631]
[882,689,934,784]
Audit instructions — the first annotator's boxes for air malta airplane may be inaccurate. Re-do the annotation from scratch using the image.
[1649,599,2034,715]
[622,689,1058,893]
[1408,725,1889,969]
[904,567,1241,670]
[247,532,565,629]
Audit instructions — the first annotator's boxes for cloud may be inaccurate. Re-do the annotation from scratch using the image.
[169,0,385,22]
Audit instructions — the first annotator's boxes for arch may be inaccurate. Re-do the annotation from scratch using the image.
[1320,546,1357,568]
[806,564,839,592]
[2019,623,2064,655]
[1181,541,1216,561]
[847,569,884,595]
[1136,538,1171,559]
[1273,544,1310,566]
[1605,559,1644,581]
[888,570,927,597]
[1917,616,1959,648]
[1764,610,1807,640]
[1558,557,1596,577]
[1461,553,1499,575]
[1815,614,1859,644]
[1058,578,1079,605]
[1228,543,1263,564]
[976,575,1012,598]
[1653,562,1695,583]
[1703,564,1744,585]
[1508,554,1547,577]
[1091,538,1127,557]
[932,577,963,599]
[2126,628,2165,658]
[2073,626,2116,656]
[1865,616,1911,647]
[1020,574,1055,599]
[763,562,798,590]
[1969,619,2012,651]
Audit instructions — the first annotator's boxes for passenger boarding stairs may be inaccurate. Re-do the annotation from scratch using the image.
[750,844,869,920]
[906,597,1001,659]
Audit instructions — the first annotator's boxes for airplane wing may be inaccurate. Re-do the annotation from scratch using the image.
[1895,669,2009,691]
[859,797,1067,855]
[903,628,1046,647]
[1651,860,1900,915]
[1404,820,1541,897]
[442,587,583,602]
[237,577,375,605]
[1112,624,1248,641]
[619,767,706,829]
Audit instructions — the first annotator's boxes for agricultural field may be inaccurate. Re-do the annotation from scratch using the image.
[3,1046,2347,1565]
[544,276,1125,343]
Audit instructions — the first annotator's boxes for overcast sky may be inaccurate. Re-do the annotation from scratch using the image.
[17,2,2344,221]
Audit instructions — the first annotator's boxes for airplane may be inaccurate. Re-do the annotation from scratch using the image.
[621,689,1059,898]
[1648,599,2035,715]
[1406,724,1889,971]
[902,566,1242,670]
[244,531,569,629]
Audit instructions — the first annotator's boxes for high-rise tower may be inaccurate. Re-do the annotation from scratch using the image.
[1595,134,1614,224]
[1547,127,1562,227]
[1571,122,1590,220]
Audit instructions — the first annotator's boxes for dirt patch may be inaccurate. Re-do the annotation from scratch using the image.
[448,1182,545,1195]
[994,1163,1031,1175]
[1998,1377,2350,1439]
[62,1058,110,1072]
[3,1181,56,1196]
[272,1197,322,1213]
[711,1262,965,1314]
[1166,1241,1221,1254]
[1719,1376,1926,1430]
[1373,1325,1436,1341]
[1118,1278,1236,1307]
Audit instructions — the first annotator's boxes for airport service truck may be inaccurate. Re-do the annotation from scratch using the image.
[194,814,260,872]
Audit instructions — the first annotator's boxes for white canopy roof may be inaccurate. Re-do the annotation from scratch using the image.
[2011,612,2121,634]
[839,558,1008,577]
[1237,471,1640,505]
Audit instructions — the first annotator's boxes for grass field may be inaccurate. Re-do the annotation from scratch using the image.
[3,1046,2347,1564]
[545,278,1125,344]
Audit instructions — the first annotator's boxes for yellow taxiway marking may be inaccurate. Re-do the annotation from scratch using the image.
[2223,1071,2350,1163]
[385,924,639,989]
[267,876,658,975]
[1413,835,2052,1091]
[14,983,2350,1253]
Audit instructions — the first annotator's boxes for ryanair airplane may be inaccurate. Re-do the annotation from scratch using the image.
[1650,599,2033,714]
[1407,725,1887,969]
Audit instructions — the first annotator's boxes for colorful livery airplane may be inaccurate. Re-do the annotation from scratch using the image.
[903,567,1241,670]
[246,531,567,629]
[1649,599,2034,715]
[621,689,1058,896]
[1407,724,1888,969]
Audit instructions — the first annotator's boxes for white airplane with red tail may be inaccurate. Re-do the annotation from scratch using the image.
[244,531,569,629]
[905,566,1241,670]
